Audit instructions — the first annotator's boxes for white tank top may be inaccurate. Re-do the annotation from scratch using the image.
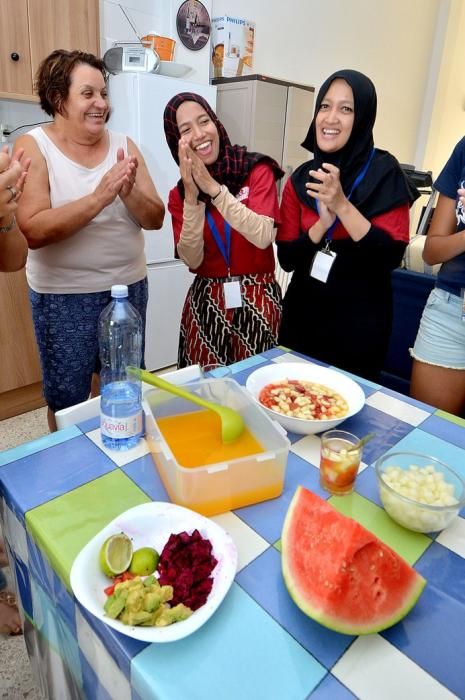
[26,127,146,293]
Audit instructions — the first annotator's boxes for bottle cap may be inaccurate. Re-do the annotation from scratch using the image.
[111,284,128,298]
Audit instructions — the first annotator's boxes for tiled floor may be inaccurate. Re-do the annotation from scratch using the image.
[0,407,48,452]
[0,407,48,699]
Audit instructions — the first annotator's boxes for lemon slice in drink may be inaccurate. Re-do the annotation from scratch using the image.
[99,533,133,578]
[129,547,159,576]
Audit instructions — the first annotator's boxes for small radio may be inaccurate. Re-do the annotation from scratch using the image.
[103,43,160,74]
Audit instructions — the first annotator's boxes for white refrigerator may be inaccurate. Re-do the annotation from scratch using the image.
[107,72,216,370]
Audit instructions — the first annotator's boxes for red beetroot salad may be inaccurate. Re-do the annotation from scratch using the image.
[158,529,218,611]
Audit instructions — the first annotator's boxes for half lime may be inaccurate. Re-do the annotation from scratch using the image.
[99,533,133,578]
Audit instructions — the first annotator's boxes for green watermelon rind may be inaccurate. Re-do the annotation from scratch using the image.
[281,486,426,636]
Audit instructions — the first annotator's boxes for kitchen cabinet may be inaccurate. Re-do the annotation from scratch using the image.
[213,74,315,192]
[213,75,314,294]
[0,0,100,101]
[0,269,44,420]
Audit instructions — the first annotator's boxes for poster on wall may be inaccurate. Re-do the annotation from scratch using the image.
[176,0,211,51]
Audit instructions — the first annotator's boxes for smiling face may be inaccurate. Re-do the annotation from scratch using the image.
[315,78,355,153]
[62,63,109,136]
[175,101,220,165]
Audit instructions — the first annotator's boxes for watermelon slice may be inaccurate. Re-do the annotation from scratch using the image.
[281,487,426,635]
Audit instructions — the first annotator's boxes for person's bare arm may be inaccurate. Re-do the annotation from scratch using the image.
[422,193,465,265]
[14,134,132,250]
[118,139,164,230]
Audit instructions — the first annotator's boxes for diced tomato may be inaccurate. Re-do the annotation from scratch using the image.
[103,571,135,596]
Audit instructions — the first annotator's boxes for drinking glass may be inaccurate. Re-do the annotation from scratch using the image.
[320,429,362,495]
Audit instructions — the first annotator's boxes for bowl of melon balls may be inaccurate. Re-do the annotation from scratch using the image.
[375,451,465,533]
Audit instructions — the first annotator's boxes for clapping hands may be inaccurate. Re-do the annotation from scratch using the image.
[178,138,219,202]
[306,163,346,223]
[95,147,138,207]
[0,146,30,220]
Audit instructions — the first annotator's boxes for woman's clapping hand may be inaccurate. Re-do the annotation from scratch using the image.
[178,140,199,203]
[94,148,138,206]
[0,146,30,220]
[306,163,347,216]
[178,138,220,200]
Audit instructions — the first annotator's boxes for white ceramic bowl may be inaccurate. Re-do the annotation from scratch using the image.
[245,362,365,435]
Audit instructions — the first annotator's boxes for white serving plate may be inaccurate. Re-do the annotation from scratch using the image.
[158,61,192,78]
[245,362,365,435]
[70,501,237,642]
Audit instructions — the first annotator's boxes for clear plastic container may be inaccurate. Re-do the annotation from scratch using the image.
[144,378,290,516]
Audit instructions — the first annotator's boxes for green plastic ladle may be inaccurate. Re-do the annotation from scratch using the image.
[129,367,245,444]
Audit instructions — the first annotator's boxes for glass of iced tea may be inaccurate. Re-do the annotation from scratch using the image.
[320,429,362,495]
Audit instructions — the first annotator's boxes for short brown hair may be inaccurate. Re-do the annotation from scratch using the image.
[35,49,107,117]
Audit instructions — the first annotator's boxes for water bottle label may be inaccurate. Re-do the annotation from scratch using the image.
[101,412,143,439]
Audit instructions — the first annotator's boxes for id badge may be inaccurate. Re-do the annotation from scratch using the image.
[223,278,242,308]
[310,250,337,283]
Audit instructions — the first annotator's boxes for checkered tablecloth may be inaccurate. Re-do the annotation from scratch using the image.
[1,348,464,700]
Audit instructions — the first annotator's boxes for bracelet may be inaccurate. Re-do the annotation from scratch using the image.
[211,186,222,201]
[0,216,16,234]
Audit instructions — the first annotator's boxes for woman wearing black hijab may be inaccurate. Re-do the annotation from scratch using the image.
[277,69,418,381]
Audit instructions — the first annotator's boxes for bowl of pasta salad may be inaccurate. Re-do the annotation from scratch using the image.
[245,362,365,435]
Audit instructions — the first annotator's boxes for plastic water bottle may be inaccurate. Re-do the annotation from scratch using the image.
[98,284,143,450]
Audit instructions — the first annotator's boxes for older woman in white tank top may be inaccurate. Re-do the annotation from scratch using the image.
[14,49,165,431]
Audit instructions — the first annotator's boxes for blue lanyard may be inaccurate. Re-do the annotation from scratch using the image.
[316,148,376,241]
[206,210,232,273]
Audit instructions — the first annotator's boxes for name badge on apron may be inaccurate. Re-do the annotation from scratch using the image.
[310,249,337,283]
[223,278,242,308]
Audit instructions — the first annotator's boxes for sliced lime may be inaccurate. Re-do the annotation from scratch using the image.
[129,547,159,576]
[99,533,133,578]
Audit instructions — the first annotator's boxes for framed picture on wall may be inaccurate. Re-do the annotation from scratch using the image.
[176,0,211,51]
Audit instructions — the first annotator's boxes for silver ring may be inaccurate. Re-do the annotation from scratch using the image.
[6,185,17,202]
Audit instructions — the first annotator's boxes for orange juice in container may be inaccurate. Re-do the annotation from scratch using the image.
[142,34,176,61]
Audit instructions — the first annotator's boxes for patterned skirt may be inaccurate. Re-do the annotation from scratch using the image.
[178,273,282,368]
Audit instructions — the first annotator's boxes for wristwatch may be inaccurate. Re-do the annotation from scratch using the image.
[0,216,16,234]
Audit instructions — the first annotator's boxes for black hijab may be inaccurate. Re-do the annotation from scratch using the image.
[292,69,418,219]
[163,92,284,200]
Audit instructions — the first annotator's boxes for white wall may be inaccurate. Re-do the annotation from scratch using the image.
[422,0,465,179]
[211,0,441,166]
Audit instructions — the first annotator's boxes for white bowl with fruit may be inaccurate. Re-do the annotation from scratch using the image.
[245,362,365,435]
[375,451,465,533]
